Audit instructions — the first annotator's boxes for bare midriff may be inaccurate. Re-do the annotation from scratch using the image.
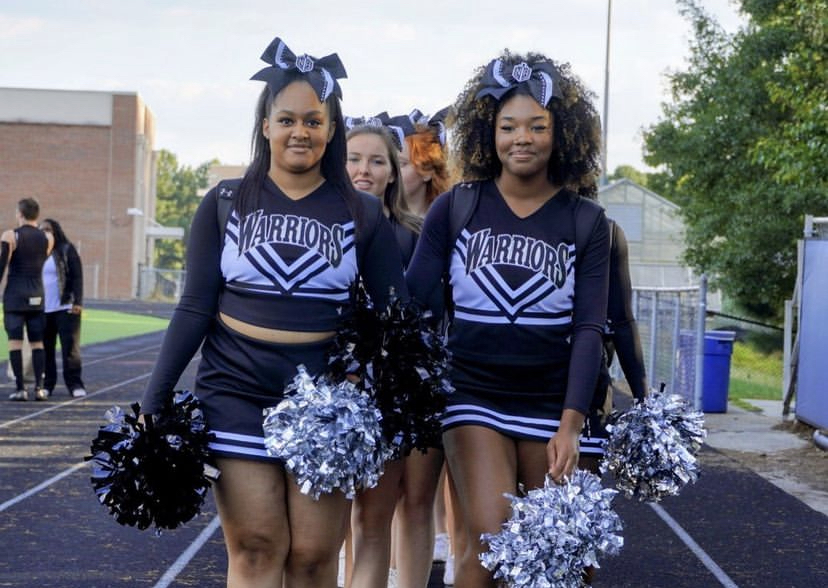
[218,312,335,344]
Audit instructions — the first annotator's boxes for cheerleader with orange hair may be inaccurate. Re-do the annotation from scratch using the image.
[399,108,453,218]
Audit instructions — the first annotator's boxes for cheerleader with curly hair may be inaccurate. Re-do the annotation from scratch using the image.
[406,50,610,587]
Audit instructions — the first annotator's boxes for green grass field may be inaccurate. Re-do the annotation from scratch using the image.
[729,341,784,401]
[0,307,169,358]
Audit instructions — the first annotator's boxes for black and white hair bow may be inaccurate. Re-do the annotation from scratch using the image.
[344,113,387,131]
[475,58,562,107]
[380,113,416,151]
[251,37,347,102]
[346,112,414,152]
[408,107,450,147]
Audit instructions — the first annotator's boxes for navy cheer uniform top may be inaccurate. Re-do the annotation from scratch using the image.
[406,180,609,447]
[142,178,407,460]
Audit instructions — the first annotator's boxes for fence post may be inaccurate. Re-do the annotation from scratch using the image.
[670,294,681,395]
[693,274,708,410]
[783,299,793,400]
[648,291,659,389]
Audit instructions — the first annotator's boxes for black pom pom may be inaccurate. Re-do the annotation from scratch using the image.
[328,287,452,456]
[86,391,216,531]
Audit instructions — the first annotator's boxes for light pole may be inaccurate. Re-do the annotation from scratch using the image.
[601,0,612,186]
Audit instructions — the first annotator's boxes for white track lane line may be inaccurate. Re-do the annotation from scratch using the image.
[1,351,200,430]
[0,342,161,429]
[649,502,740,588]
[152,516,222,588]
[0,461,87,513]
[82,343,161,366]
[0,372,152,429]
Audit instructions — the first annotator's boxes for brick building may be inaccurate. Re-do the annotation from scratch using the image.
[0,87,158,299]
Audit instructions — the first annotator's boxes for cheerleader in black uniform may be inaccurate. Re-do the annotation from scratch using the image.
[399,108,453,218]
[394,110,456,587]
[140,37,406,588]
[405,51,610,587]
[343,120,423,588]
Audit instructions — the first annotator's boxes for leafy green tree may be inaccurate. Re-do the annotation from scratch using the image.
[751,0,828,192]
[153,150,215,269]
[608,165,651,187]
[642,0,828,319]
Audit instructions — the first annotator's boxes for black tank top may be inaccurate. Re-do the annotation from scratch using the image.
[3,225,49,311]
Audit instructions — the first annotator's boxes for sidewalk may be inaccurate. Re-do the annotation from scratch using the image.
[704,398,828,516]
[704,399,808,453]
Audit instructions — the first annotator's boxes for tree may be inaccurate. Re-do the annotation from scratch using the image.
[608,165,651,187]
[153,150,215,269]
[642,0,828,320]
[751,0,828,192]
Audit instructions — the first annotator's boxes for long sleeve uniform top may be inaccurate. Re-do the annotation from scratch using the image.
[405,181,610,415]
[606,220,648,400]
[142,178,407,414]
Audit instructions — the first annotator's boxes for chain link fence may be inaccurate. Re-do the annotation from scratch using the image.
[612,286,705,406]
[616,283,784,409]
[137,267,185,301]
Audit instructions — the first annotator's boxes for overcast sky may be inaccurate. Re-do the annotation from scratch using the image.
[1,0,743,173]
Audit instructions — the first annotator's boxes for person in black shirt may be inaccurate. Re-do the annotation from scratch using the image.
[39,218,87,398]
[405,51,609,586]
[1,198,53,401]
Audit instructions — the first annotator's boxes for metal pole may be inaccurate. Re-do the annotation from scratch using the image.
[694,274,708,411]
[648,291,659,388]
[670,294,681,396]
[600,0,612,186]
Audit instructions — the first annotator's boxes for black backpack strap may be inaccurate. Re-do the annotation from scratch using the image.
[215,179,241,243]
[573,195,605,269]
[442,182,481,324]
[354,190,383,271]
[447,181,481,247]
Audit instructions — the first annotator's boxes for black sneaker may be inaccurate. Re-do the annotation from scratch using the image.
[9,390,28,401]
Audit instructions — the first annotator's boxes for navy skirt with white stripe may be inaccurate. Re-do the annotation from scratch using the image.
[194,318,332,462]
[444,357,606,456]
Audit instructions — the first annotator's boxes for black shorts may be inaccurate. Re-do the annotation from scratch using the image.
[4,310,45,342]
[194,318,332,462]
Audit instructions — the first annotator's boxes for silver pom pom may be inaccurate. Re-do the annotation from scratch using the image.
[263,366,393,500]
[600,390,707,502]
[480,470,623,587]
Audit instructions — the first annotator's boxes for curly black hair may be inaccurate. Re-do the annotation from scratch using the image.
[449,50,603,197]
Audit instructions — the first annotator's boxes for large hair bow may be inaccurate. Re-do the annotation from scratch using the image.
[475,58,562,107]
[408,107,450,146]
[251,37,347,102]
[345,112,414,152]
[344,113,386,131]
[380,113,415,151]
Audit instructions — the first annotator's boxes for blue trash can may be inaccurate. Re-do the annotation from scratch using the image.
[702,330,736,413]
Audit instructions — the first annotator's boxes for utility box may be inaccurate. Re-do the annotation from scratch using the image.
[795,218,828,429]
